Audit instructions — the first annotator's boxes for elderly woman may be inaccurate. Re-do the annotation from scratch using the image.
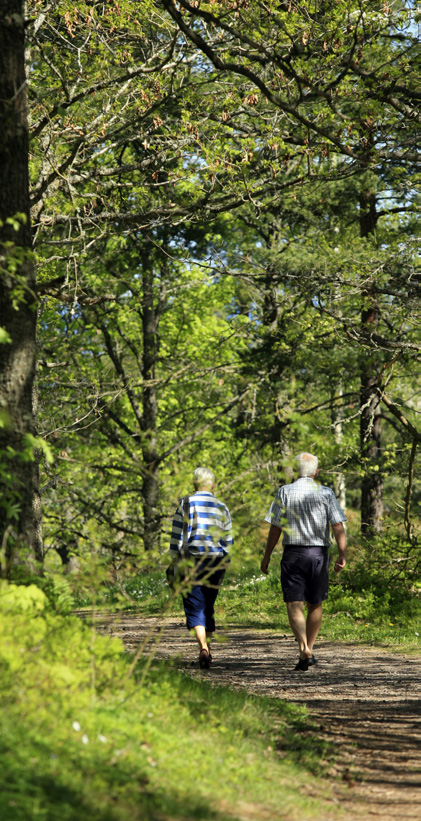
[169,467,233,669]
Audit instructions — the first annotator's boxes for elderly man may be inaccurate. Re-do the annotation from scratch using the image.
[261,452,347,671]
[169,467,233,669]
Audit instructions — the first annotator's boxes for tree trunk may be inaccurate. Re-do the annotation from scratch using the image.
[262,272,286,453]
[329,286,346,511]
[331,381,346,511]
[360,371,383,533]
[359,191,383,535]
[0,1,43,570]
[141,264,160,550]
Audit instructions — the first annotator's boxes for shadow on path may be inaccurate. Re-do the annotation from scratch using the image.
[90,613,421,821]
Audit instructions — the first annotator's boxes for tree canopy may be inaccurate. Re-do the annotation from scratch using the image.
[0,0,419,573]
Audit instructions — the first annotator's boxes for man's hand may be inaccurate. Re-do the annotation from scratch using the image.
[332,523,346,574]
[261,525,281,576]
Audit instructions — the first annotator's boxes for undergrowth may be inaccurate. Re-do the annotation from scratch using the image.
[66,531,421,652]
[0,580,337,821]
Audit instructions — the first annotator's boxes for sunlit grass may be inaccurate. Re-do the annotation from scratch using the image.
[0,584,339,821]
[95,548,420,653]
[66,526,420,654]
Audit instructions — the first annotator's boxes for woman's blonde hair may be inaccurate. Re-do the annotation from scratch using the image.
[193,467,215,489]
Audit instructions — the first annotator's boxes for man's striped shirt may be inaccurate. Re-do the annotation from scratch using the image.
[170,491,233,558]
[265,477,346,546]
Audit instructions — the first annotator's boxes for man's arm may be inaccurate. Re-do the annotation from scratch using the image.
[261,525,282,575]
[332,522,347,573]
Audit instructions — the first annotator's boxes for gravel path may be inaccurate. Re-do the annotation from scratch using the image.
[95,613,421,821]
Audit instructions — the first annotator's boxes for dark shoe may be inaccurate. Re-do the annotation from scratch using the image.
[199,649,212,669]
[294,655,317,672]
[295,657,310,671]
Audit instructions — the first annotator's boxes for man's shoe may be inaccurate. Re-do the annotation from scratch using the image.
[294,655,317,672]
[295,657,310,671]
[199,649,212,669]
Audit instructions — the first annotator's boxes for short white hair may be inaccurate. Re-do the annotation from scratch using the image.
[193,466,215,489]
[294,452,318,477]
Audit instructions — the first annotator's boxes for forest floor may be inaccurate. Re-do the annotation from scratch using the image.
[97,613,421,821]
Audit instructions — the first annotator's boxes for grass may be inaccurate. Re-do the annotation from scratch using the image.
[2,680,330,821]
[89,542,421,654]
[4,529,419,821]
[216,559,421,653]
[0,580,340,821]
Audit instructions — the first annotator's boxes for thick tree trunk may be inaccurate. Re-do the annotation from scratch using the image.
[0,2,43,569]
[141,265,160,550]
[359,191,383,535]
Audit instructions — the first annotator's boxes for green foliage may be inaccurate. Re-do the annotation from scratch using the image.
[0,581,47,613]
[0,581,338,820]
[0,327,11,344]
[25,0,418,570]
[21,434,54,464]
[99,567,172,612]
[326,529,420,630]
[0,212,35,307]
[0,434,53,533]
[218,562,420,650]
[42,575,76,614]
[73,523,420,652]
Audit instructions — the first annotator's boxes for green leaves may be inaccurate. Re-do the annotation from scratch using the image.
[4,213,27,231]
[23,0,418,566]
[0,329,11,345]
[21,434,54,465]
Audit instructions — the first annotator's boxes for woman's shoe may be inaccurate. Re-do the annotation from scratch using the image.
[199,649,212,669]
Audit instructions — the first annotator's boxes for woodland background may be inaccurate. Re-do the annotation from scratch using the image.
[1,0,419,579]
[0,2,420,819]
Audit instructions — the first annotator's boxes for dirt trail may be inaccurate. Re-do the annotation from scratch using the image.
[95,614,421,820]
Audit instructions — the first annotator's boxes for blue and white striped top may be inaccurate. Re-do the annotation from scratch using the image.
[265,478,346,546]
[169,491,233,558]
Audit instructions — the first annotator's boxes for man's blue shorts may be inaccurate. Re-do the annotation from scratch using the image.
[281,545,330,605]
[182,556,226,632]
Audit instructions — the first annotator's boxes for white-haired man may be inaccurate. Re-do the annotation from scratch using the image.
[261,452,347,671]
[169,467,233,669]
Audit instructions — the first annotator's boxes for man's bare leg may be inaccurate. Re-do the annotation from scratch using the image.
[306,603,322,653]
[286,601,311,659]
